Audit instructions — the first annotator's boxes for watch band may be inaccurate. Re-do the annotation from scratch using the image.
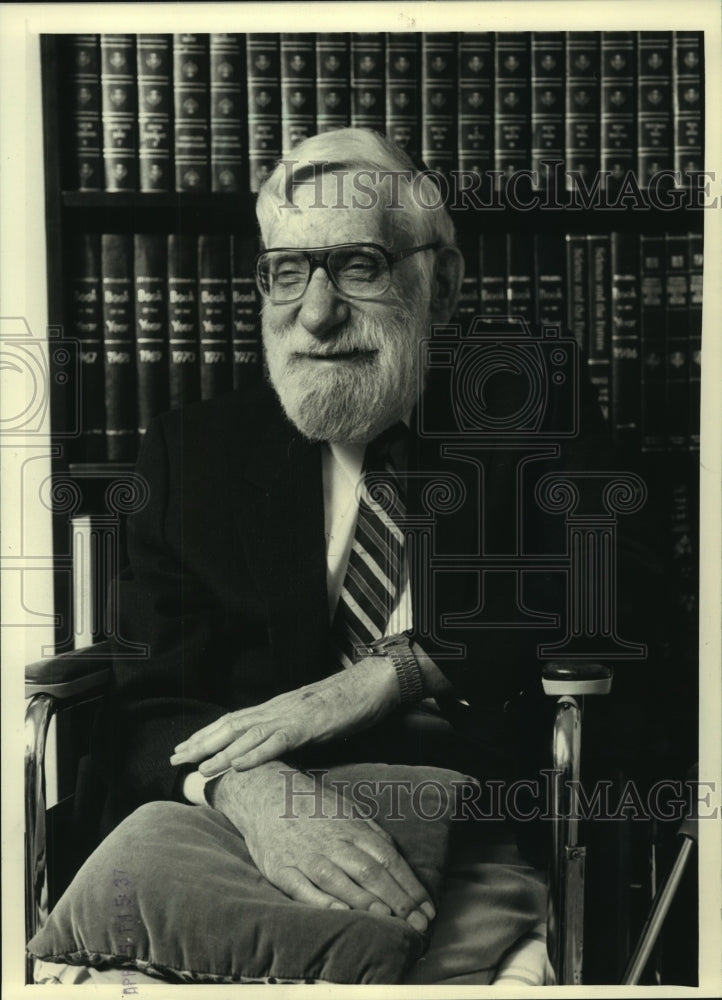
[359,633,424,704]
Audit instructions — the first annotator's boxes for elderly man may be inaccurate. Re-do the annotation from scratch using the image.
[106,129,470,921]
[87,128,658,977]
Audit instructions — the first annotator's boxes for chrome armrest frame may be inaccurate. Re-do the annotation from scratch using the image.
[25,693,55,983]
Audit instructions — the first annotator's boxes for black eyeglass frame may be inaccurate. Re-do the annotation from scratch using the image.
[254,241,441,303]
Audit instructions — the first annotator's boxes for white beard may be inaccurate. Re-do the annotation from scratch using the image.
[263,301,431,443]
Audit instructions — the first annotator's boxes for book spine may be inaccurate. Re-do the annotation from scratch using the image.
[350,34,385,132]
[101,234,136,461]
[479,232,507,317]
[385,33,420,161]
[316,33,350,134]
[534,232,565,330]
[506,233,534,320]
[586,233,611,423]
[531,31,564,192]
[564,32,600,192]
[457,33,493,183]
[600,32,636,195]
[664,233,690,451]
[673,31,704,183]
[669,476,697,624]
[456,232,481,332]
[421,33,458,176]
[198,234,232,399]
[565,233,587,350]
[246,34,282,193]
[167,233,200,410]
[66,35,102,191]
[494,32,531,185]
[687,232,703,452]
[173,34,210,192]
[210,33,245,192]
[100,35,138,191]
[506,231,533,322]
[137,34,173,191]
[639,234,667,452]
[610,231,641,449]
[68,232,105,461]
[280,34,316,156]
[230,234,262,390]
[636,32,673,190]
[134,234,169,437]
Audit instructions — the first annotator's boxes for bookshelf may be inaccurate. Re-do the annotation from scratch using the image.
[40,27,702,667]
[40,31,701,981]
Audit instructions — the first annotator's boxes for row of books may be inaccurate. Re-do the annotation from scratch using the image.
[457,229,702,454]
[67,232,262,462]
[63,31,704,195]
[65,227,701,464]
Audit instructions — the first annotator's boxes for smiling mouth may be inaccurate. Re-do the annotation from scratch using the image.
[297,348,378,362]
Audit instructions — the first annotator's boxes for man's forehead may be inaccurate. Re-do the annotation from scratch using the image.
[265,172,397,249]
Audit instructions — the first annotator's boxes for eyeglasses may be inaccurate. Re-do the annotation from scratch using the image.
[255,241,440,304]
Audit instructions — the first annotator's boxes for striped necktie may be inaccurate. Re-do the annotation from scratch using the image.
[333,424,407,669]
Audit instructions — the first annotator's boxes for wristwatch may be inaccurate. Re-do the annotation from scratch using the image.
[359,632,424,705]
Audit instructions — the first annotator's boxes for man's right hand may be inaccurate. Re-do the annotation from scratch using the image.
[210,762,435,933]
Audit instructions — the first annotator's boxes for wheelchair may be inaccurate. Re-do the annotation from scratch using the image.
[25,638,698,986]
[24,463,698,985]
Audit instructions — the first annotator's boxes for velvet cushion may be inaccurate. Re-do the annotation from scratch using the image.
[28,763,473,984]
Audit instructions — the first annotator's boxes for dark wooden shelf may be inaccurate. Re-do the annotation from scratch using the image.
[59,190,260,235]
[61,191,256,210]
[58,189,704,236]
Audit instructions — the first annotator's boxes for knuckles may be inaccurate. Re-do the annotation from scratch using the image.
[355,858,384,883]
[308,858,336,884]
[227,713,247,734]
[372,849,395,871]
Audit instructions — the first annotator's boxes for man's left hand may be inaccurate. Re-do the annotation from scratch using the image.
[170,656,400,776]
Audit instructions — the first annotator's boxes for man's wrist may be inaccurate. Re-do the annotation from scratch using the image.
[184,762,274,810]
[359,633,424,704]
[206,761,291,827]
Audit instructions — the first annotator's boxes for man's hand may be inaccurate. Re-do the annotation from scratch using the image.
[170,656,399,776]
[211,762,435,933]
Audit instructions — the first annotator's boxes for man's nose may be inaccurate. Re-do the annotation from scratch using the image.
[297,268,349,338]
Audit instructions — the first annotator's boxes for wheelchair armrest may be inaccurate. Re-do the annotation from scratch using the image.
[25,640,113,701]
[542,662,613,697]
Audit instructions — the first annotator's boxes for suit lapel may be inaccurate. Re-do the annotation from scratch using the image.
[230,389,333,693]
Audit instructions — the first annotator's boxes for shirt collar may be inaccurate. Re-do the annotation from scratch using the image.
[327,411,412,477]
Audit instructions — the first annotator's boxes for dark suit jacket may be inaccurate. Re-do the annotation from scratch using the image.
[99,360,669,819]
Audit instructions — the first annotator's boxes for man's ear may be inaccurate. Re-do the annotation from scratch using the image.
[430,246,465,324]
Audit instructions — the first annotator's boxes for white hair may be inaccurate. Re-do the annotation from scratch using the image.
[255,128,457,287]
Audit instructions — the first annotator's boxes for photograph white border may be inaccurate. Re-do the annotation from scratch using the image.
[2,3,720,997]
